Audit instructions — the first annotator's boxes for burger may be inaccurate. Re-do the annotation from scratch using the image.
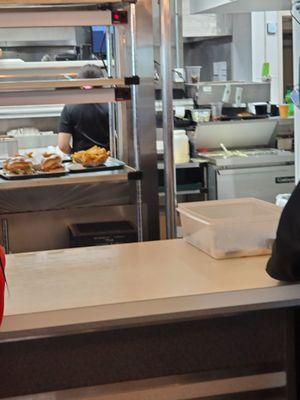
[3,156,34,175]
[40,154,63,172]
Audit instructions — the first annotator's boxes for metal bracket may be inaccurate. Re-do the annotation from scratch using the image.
[128,170,143,181]
[124,76,140,85]
[115,87,131,101]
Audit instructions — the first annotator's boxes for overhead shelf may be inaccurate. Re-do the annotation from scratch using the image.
[0,8,129,27]
[0,61,106,76]
[0,166,141,191]
[0,0,129,5]
[0,9,112,27]
[0,76,137,106]
[0,76,139,91]
[0,87,131,107]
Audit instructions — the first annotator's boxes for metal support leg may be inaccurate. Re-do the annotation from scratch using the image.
[1,219,9,254]
[160,0,177,239]
[174,0,181,69]
[130,3,143,242]
[106,26,117,158]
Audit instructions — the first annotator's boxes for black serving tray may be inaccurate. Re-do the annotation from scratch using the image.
[66,157,125,174]
[0,168,68,180]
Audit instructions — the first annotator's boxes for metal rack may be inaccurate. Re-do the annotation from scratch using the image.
[0,0,151,242]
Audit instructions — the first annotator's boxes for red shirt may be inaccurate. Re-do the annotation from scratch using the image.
[0,246,6,326]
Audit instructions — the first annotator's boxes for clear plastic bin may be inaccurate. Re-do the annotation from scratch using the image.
[185,66,202,84]
[177,198,282,259]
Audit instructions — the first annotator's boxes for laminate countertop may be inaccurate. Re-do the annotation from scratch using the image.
[1,239,300,339]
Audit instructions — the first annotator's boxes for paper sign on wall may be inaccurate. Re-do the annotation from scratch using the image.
[213,61,227,82]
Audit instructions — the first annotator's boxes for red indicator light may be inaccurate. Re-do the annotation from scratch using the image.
[112,11,128,24]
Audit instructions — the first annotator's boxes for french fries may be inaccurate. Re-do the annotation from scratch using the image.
[72,146,110,167]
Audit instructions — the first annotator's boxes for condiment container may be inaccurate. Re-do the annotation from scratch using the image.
[174,130,189,164]
[178,198,282,259]
[0,136,18,159]
[192,109,211,123]
[185,66,202,84]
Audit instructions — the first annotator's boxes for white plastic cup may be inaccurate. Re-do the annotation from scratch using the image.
[211,102,223,121]
[276,193,291,208]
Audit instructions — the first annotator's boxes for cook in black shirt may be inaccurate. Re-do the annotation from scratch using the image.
[267,182,300,281]
[266,182,300,397]
[58,64,109,154]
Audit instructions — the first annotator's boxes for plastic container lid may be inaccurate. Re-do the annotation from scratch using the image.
[174,130,186,135]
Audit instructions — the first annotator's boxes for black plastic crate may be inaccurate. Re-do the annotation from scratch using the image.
[69,221,137,248]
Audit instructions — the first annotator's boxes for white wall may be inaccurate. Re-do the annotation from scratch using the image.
[251,11,286,104]
[231,13,252,81]
[182,0,232,38]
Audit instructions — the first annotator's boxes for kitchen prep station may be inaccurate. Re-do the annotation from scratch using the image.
[1,0,300,399]
[0,0,160,252]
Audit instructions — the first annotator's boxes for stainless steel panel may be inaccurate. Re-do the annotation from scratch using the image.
[0,204,148,253]
[216,165,295,202]
[189,82,271,105]
[198,149,294,168]
[160,0,177,239]
[131,0,160,240]
[190,119,278,150]
[0,27,76,46]
[189,0,291,14]
[0,88,116,107]
[0,10,111,28]
[0,167,134,191]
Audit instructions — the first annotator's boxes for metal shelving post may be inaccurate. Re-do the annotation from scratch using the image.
[129,2,143,242]
[106,26,117,158]
[160,0,177,239]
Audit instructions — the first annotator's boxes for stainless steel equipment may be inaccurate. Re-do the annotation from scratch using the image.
[160,0,177,239]
[191,119,295,202]
[186,81,271,107]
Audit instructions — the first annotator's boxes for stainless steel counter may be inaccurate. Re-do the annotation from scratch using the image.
[1,239,300,339]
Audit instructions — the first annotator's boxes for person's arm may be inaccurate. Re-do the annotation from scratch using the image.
[266,182,300,282]
[58,106,73,154]
[58,132,72,154]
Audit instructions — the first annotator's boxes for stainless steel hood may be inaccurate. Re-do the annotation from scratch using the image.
[0,27,77,47]
[190,0,291,14]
